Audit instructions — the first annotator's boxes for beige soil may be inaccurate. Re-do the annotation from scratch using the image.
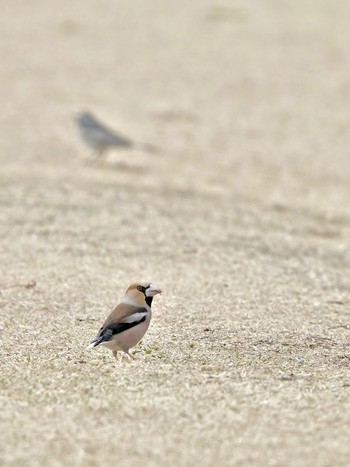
[1,1,350,466]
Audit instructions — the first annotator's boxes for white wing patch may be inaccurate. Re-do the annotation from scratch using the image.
[123,311,148,324]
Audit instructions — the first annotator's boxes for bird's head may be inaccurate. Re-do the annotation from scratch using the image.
[77,111,97,127]
[124,282,162,307]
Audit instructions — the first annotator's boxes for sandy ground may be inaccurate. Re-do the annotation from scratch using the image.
[1,0,350,465]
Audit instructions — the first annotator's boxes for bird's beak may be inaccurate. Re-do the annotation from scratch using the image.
[146,284,162,297]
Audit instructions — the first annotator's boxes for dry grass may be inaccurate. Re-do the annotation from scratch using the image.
[1,0,350,466]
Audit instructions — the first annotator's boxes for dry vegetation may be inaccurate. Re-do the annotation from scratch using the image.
[1,0,350,466]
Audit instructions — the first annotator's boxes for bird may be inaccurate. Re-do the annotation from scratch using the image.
[86,282,162,361]
[76,111,158,158]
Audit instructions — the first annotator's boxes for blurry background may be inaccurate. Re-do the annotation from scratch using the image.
[1,1,350,466]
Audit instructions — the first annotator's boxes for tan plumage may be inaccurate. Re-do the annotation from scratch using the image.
[86,282,161,361]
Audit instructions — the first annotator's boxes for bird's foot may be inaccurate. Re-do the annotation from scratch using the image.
[113,350,122,362]
[122,347,140,361]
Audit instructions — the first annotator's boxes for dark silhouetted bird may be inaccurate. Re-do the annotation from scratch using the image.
[77,111,158,158]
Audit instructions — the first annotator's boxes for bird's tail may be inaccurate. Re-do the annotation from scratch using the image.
[86,340,98,350]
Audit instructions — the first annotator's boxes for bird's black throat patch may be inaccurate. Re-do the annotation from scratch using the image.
[137,285,153,307]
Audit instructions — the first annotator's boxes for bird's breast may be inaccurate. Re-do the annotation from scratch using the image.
[102,312,152,351]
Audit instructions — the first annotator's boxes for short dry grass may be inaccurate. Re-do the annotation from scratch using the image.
[1,0,350,466]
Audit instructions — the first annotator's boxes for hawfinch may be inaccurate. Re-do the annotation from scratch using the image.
[86,282,161,360]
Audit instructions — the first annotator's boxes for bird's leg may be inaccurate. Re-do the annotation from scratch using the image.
[96,147,108,162]
[122,346,136,360]
[87,148,105,164]
[87,151,99,165]
[112,350,119,361]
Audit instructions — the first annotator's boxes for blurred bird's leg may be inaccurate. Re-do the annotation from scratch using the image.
[135,141,160,154]
[87,148,106,165]
[96,147,105,158]
[95,147,107,162]
[87,149,99,163]
[113,350,120,362]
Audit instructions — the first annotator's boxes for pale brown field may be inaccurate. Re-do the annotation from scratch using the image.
[1,1,350,466]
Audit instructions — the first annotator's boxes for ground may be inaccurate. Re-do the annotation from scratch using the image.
[1,0,350,466]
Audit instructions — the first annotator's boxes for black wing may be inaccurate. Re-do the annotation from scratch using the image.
[90,308,147,347]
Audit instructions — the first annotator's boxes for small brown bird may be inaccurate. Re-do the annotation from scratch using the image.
[86,282,161,361]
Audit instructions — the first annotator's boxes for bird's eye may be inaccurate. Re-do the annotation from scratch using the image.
[137,285,143,292]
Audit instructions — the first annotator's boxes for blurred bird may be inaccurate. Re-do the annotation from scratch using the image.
[86,282,162,361]
[77,111,157,158]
